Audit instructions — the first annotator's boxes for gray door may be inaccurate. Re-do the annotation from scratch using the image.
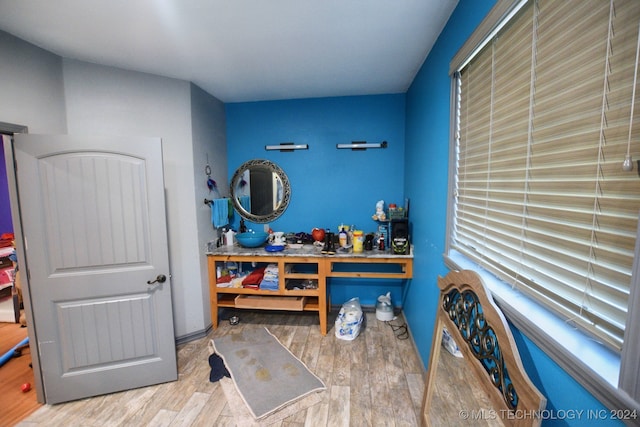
[13,133,177,404]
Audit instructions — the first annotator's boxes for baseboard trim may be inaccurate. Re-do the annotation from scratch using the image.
[175,324,212,346]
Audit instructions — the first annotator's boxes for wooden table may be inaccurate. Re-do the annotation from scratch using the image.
[207,245,413,335]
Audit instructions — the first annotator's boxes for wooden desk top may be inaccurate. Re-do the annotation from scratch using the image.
[206,244,413,259]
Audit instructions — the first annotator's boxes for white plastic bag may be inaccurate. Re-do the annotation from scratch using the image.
[442,326,463,358]
[335,297,364,341]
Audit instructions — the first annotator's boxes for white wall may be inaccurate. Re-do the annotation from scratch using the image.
[62,59,224,338]
[0,31,67,133]
[0,30,227,340]
[189,83,227,329]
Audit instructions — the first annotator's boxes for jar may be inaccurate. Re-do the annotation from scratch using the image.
[353,230,364,253]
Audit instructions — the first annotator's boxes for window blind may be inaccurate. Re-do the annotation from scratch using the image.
[452,0,640,351]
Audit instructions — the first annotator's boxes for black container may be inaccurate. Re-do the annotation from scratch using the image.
[364,233,375,250]
[390,219,410,255]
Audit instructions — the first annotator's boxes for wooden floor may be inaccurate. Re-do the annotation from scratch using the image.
[13,309,426,426]
[0,317,41,427]
[427,349,504,427]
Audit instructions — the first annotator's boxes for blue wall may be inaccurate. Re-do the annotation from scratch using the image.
[226,94,408,307]
[0,140,13,234]
[404,0,619,425]
[225,2,618,424]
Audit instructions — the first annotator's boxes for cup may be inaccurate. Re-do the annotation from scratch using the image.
[273,231,285,245]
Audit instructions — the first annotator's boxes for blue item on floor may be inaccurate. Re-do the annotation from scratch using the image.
[0,336,29,367]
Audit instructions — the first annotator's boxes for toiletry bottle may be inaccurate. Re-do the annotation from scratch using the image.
[225,229,235,247]
[339,227,348,248]
[353,230,364,253]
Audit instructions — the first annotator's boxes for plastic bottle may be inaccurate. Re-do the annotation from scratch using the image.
[339,227,348,248]
[225,229,235,247]
[353,230,364,253]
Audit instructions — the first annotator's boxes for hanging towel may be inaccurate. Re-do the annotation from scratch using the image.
[211,198,229,228]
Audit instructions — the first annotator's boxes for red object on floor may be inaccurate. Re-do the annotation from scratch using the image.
[21,382,31,392]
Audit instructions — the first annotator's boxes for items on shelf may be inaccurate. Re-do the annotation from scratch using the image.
[259,264,279,291]
[372,200,386,221]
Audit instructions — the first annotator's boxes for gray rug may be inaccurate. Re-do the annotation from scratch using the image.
[219,377,323,426]
[211,327,326,419]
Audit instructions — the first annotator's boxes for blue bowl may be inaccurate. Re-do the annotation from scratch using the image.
[235,231,269,248]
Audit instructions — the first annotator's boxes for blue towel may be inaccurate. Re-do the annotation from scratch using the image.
[259,279,278,291]
[211,198,229,228]
[259,264,279,290]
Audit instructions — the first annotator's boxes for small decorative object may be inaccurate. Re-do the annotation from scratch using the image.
[205,155,217,193]
[207,177,217,192]
[273,231,283,244]
[311,228,326,242]
[372,200,386,221]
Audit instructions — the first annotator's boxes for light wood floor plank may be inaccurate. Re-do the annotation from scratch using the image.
[16,310,426,426]
[332,338,352,386]
[190,383,227,427]
[147,409,177,427]
[304,402,329,427]
[406,372,426,413]
[349,367,373,426]
[168,391,210,427]
[327,385,350,427]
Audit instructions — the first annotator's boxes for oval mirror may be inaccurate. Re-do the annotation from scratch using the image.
[230,159,291,223]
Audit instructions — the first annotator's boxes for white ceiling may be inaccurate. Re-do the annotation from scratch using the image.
[0,0,458,103]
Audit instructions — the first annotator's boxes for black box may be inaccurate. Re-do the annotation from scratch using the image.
[390,219,410,255]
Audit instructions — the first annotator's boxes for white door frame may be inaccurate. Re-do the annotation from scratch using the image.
[2,130,45,403]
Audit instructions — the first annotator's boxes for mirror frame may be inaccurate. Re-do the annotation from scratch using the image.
[421,270,546,426]
[229,159,291,224]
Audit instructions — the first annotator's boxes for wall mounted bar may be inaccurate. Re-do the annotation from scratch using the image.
[336,141,388,150]
[265,142,309,151]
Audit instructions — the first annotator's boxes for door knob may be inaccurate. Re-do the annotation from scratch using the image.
[147,274,167,285]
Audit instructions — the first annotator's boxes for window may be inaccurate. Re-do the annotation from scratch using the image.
[446,0,640,408]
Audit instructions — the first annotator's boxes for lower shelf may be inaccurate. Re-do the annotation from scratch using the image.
[217,294,319,312]
[235,295,305,311]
